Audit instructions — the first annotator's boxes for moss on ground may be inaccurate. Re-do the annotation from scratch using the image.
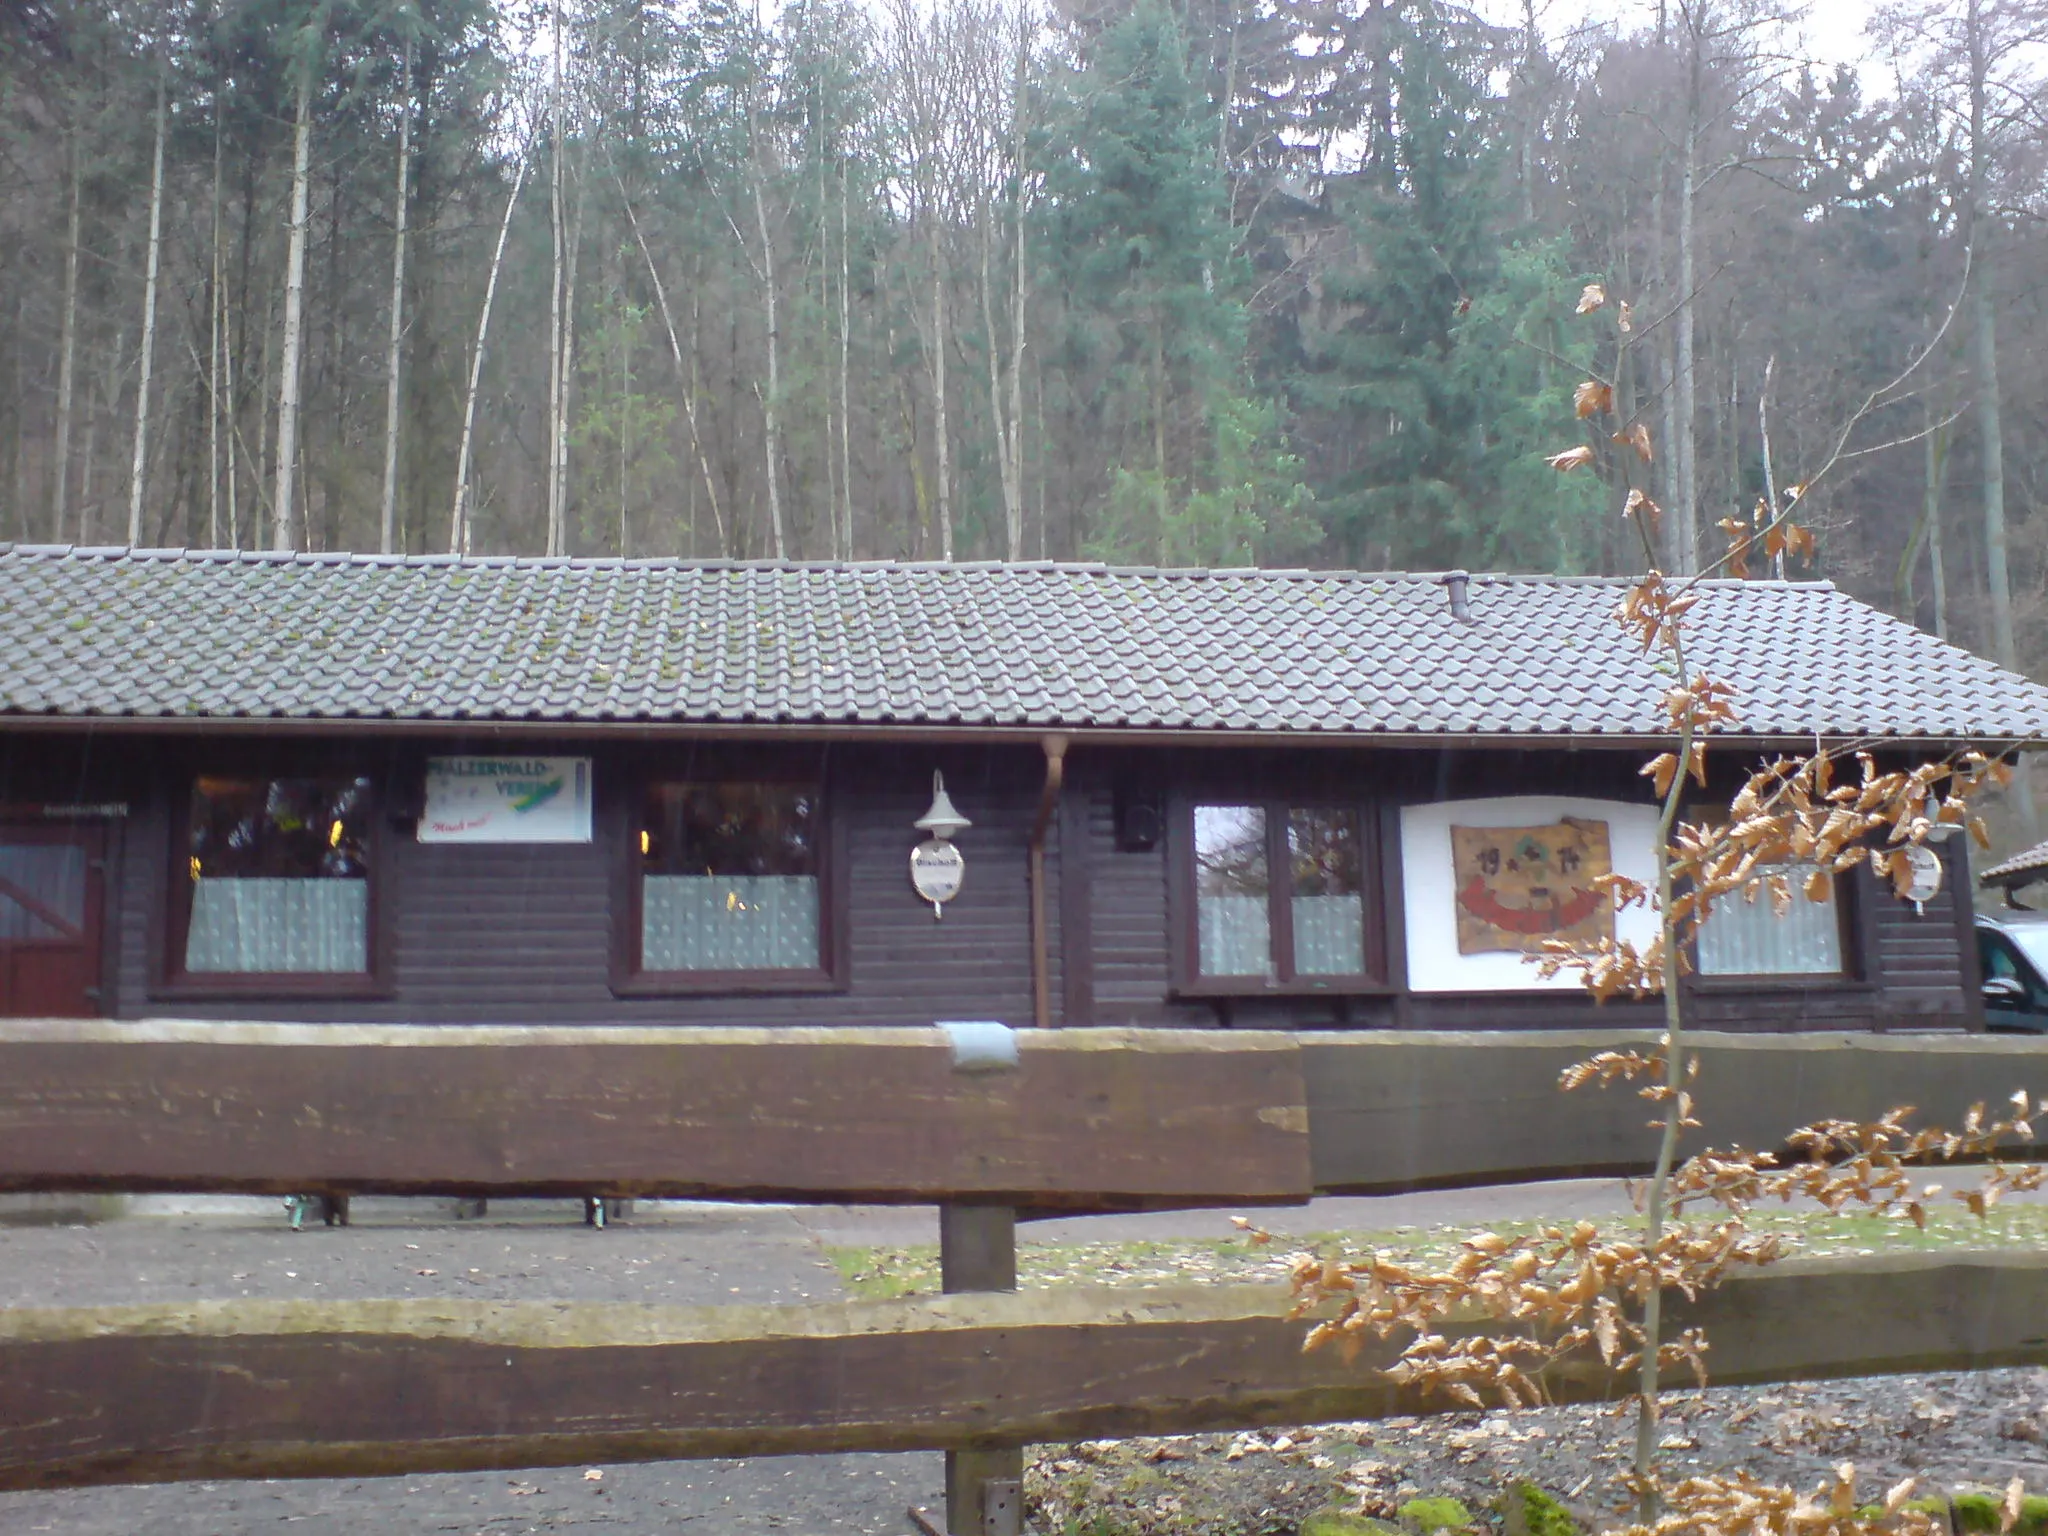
[1944,1493,2048,1536]
[1398,1497,1475,1532]
[1499,1482,1580,1536]
[825,1205,2048,1301]
[1301,1512,1401,1536]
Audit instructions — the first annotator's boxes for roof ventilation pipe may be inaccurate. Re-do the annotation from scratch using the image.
[1442,569,1473,621]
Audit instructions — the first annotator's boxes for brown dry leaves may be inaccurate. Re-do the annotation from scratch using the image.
[1291,1212,1743,1409]
[1720,505,1820,579]
[1298,1083,2047,1412]
[1605,1466,1955,1536]
[1530,574,2010,1004]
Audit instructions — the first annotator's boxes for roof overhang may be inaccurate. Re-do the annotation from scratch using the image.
[0,711,2028,757]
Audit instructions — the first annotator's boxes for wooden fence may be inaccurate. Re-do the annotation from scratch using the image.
[2,1020,2046,1531]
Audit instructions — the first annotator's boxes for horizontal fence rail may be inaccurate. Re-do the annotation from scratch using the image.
[1301,1030,2048,1193]
[1,1022,2044,1205]
[2,1254,2044,1491]
[4,1021,2047,1505]
[0,1022,1313,1210]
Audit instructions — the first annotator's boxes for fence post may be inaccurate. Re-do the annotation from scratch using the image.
[941,1200,1021,1536]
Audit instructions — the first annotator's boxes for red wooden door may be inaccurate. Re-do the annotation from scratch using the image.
[0,823,106,1017]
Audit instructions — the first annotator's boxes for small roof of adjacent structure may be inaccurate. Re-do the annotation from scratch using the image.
[1981,839,2048,890]
[3,545,2046,746]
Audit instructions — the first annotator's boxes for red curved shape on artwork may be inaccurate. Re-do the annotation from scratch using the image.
[1457,879,1602,936]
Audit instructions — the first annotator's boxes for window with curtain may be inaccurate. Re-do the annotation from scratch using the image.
[1189,801,1373,987]
[1695,864,1844,977]
[181,777,373,976]
[638,782,822,976]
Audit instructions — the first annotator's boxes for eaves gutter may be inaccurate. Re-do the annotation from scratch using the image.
[0,711,2034,756]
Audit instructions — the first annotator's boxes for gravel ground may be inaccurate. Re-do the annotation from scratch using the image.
[1026,1372,2048,1536]
[1,1190,2044,1536]
[0,1200,945,1536]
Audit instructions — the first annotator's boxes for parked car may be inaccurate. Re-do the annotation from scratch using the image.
[1974,912,2048,1030]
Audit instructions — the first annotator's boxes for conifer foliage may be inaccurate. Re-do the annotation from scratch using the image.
[0,0,2042,678]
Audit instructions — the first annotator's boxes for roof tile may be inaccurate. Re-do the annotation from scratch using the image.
[2,548,2045,742]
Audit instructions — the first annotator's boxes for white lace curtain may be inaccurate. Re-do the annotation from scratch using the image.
[186,879,368,973]
[1199,893,1365,977]
[1293,893,1365,974]
[1696,869,1841,976]
[644,874,819,972]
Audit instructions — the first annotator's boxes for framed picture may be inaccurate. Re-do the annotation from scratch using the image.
[1449,816,1614,955]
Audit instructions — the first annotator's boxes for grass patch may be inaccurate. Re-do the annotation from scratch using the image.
[824,1202,2048,1301]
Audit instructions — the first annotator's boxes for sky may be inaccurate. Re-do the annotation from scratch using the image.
[1482,0,1902,82]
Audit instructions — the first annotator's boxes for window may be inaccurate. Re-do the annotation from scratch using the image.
[625,780,836,989]
[173,776,376,983]
[1183,801,1379,990]
[0,843,86,942]
[1695,864,1844,978]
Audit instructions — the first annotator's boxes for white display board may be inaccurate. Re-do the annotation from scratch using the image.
[419,757,593,844]
[1400,795,1661,992]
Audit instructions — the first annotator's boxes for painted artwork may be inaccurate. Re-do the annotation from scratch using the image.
[1449,817,1614,954]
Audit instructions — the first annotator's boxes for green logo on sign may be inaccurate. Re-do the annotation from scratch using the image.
[509,777,565,813]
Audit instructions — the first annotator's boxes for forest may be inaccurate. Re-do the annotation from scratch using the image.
[0,0,2043,670]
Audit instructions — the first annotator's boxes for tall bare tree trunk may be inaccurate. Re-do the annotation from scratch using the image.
[1151,313,1168,563]
[450,156,529,555]
[546,0,567,556]
[558,181,585,555]
[932,240,951,561]
[128,59,168,545]
[223,273,240,548]
[980,215,1009,557]
[1672,95,1699,575]
[1962,0,2033,833]
[1969,18,2012,667]
[208,84,224,547]
[80,331,114,541]
[613,170,727,554]
[751,122,787,559]
[817,138,838,560]
[51,132,81,542]
[256,299,273,546]
[618,259,630,557]
[838,157,854,560]
[379,33,412,554]
[1517,0,1538,224]
[1004,13,1029,561]
[273,65,313,551]
[1900,405,1952,639]
[1757,356,1782,579]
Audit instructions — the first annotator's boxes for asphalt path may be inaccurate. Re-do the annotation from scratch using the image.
[0,1179,1846,1536]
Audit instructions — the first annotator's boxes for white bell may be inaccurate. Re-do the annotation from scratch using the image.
[914,771,971,840]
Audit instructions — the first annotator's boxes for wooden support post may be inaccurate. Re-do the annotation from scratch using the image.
[940,1202,1017,1293]
[941,1202,1021,1536]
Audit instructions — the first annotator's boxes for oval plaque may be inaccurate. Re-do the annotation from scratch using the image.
[910,838,966,916]
[1902,843,1944,908]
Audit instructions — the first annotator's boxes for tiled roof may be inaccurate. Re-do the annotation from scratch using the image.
[1981,840,2048,887]
[3,545,2046,743]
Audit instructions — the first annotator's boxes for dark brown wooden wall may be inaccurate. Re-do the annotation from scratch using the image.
[1056,745,1977,1033]
[1,732,1975,1030]
[2,735,1058,1026]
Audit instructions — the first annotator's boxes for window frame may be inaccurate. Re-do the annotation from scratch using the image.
[609,770,849,998]
[1686,861,1867,991]
[155,772,392,1001]
[1167,793,1394,998]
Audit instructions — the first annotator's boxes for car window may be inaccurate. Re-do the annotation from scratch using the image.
[1982,933,2023,984]
[2002,925,2048,981]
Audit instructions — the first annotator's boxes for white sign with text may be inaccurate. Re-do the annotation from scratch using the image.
[420,757,593,844]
